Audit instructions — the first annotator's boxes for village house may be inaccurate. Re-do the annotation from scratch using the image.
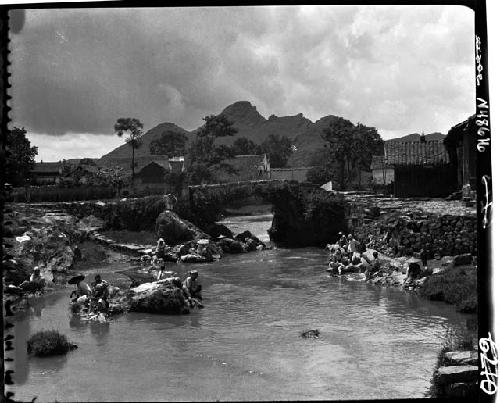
[443,115,476,192]
[136,160,171,184]
[135,156,186,184]
[372,137,455,197]
[31,161,64,185]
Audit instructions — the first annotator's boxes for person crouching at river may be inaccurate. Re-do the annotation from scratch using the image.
[156,238,167,260]
[347,234,358,260]
[364,251,381,281]
[69,274,93,311]
[183,270,202,307]
[91,274,110,313]
[20,266,46,293]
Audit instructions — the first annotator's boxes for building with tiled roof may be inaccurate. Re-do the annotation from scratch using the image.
[31,162,64,185]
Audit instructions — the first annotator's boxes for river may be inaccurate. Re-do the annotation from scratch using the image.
[10,214,473,401]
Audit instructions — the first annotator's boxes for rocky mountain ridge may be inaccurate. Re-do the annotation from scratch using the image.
[99,101,444,168]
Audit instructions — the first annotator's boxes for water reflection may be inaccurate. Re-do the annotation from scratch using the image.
[29,353,68,377]
[89,321,110,344]
[69,315,87,330]
[13,317,30,385]
[190,312,201,328]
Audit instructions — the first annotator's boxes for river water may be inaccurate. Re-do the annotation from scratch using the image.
[10,214,473,401]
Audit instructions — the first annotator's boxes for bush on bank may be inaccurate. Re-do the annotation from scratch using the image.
[419,266,477,313]
[27,330,77,357]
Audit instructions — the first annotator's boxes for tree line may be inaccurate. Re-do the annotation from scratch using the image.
[306,117,384,189]
[6,113,383,192]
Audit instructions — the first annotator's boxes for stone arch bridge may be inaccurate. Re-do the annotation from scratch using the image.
[187,179,302,208]
[187,179,348,247]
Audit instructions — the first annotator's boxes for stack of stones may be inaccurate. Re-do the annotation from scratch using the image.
[355,212,476,258]
[433,349,479,398]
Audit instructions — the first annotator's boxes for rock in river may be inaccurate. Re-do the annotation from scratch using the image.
[127,281,188,315]
[155,210,209,245]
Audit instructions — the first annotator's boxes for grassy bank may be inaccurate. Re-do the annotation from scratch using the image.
[419,265,477,313]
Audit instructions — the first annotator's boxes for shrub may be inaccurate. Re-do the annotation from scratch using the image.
[27,330,77,357]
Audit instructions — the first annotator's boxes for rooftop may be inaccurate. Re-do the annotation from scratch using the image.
[383,140,449,166]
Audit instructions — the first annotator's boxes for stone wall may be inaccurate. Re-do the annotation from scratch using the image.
[52,195,168,231]
[431,350,478,398]
[355,211,477,258]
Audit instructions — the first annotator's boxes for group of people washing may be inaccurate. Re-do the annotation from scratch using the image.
[326,232,381,279]
[153,237,214,266]
[69,273,111,314]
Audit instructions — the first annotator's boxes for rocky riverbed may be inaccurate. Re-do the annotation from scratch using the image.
[3,203,269,316]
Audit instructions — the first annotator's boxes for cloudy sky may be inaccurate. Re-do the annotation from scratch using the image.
[9,5,475,161]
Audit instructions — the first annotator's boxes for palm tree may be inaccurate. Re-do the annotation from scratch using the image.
[114,117,144,185]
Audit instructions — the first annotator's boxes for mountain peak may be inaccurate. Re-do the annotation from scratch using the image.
[220,101,266,127]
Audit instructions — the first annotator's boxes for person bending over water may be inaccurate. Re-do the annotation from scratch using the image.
[91,274,110,313]
[183,270,202,306]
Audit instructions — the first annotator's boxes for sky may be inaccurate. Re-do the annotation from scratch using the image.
[9,5,475,161]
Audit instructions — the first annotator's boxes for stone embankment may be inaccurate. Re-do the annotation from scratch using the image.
[349,197,476,258]
[431,349,479,398]
[340,196,478,314]
[357,212,476,258]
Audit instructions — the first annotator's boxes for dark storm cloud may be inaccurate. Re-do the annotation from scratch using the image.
[10,5,474,142]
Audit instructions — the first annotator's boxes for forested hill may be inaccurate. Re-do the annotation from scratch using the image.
[99,101,443,168]
[100,122,193,162]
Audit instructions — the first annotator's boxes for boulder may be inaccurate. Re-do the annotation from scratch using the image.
[244,238,259,252]
[217,237,245,253]
[128,283,188,314]
[434,365,478,385]
[234,230,266,252]
[179,254,210,263]
[155,210,209,245]
[234,230,257,243]
[443,351,479,366]
[453,253,473,266]
[204,222,234,239]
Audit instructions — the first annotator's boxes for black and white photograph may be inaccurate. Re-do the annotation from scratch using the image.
[1,1,494,401]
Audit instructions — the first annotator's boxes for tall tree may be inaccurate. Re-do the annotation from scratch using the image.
[113,117,144,183]
[5,127,38,187]
[232,137,261,155]
[306,149,334,184]
[322,118,383,190]
[150,130,188,157]
[187,115,238,184]
[197,114,238,139]
[261,134,293,168]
